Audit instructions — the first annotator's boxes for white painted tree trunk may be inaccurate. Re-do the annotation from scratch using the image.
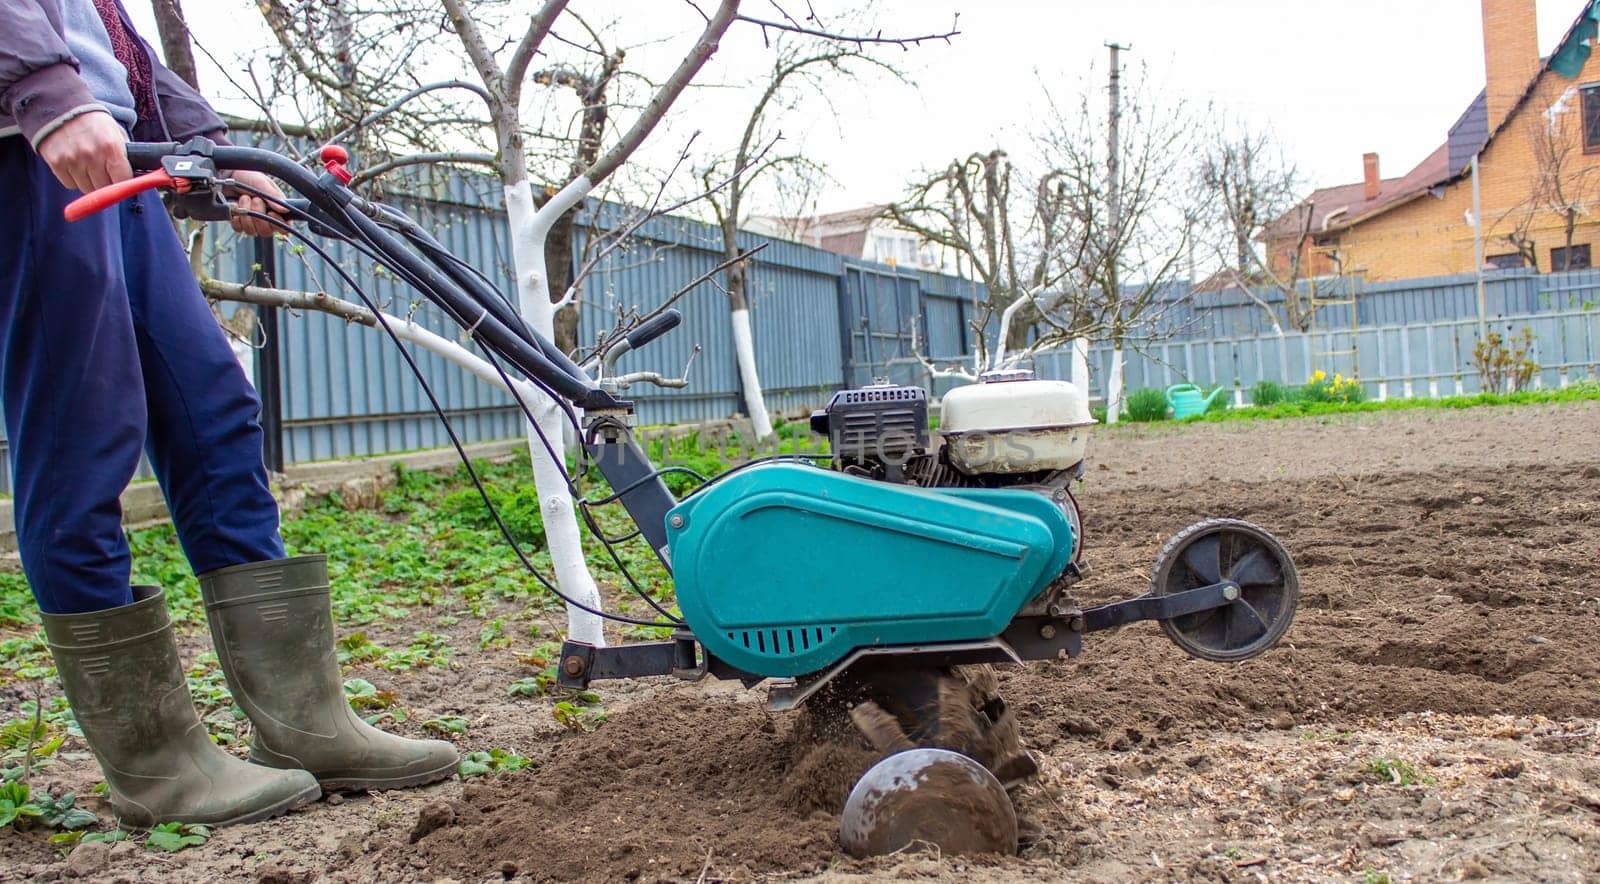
[729,307,773,439]
[231,337,255,389]
[1105,347,1125,425]
[1070,337,1089,391]
[504,180,606,647]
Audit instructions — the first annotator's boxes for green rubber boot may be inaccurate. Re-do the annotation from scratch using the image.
[40,587,321,827]
[200,556,459,792]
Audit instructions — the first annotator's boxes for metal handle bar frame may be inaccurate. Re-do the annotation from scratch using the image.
[118,139,683,568]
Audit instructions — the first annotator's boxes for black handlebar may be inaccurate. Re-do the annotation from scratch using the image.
[625,310,682,350]
[125,139,625,411]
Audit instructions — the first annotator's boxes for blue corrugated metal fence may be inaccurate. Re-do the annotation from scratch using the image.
[1,159,1598,493]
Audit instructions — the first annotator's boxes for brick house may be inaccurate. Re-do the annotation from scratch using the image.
[1267,0,1600,281]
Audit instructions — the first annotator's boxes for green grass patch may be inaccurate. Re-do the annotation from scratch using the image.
[1204,383,1600,423]
[1124,388,1169,422]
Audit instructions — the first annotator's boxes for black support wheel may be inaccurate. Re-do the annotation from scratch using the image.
[1152,518,1300,662]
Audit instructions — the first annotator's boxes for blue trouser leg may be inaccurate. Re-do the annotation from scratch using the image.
[0,138,145,614]
[120,187,284,576]
[0,138,282,614]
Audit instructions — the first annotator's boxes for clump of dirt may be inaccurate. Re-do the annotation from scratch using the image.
[780,701,878,815]
[362,693,851,881]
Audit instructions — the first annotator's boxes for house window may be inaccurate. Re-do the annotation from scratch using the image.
[1584,84,1600,152]
[1552,243,1592,271]
[1485,252,1527,270]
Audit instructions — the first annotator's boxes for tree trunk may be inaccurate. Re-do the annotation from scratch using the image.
[546,210,580,355]
[1104,344,1125,424]
[1070,337,1089,390]
[505,178,606,647]
[1002,296,1037,351]
[724,226,773,438]
[148,0,200,87]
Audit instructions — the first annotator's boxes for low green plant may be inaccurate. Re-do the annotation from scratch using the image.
[342,677,409,726]
[1250,380,1295,406]
[551,689,606,732]
[0,780,96,831]
[144,821,210,852]
[1473,327,1539,394]
[1124,388,1169,422]
[1301,370,1365,403]
[479,618,509,650]
[458,748,530,777]
[0,780,41,828]
[50,827,129,853]
[336,631,384,666]
[421,715,469,735]
[0,711,64,769]
[438,485,546,547]
[507,674,554,698]
[1362,757,1430,786]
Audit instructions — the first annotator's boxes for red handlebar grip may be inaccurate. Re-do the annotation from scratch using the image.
[63,169,178,222]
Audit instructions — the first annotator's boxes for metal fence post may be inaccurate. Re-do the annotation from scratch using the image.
[252,235,285,473]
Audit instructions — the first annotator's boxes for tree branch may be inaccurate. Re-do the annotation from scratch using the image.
[506,0,574,110]
[584,0,740,186]
[734,10,960,49]
[349,150,499,186]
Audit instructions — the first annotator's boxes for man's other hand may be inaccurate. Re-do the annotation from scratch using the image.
[225,169,288,238]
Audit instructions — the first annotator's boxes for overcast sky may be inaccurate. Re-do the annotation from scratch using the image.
[126,1,1584,214]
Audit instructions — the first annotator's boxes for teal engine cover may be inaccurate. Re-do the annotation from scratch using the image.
[665,463,1074,678]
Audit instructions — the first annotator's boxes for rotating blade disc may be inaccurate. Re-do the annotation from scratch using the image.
[840,748,1018,858]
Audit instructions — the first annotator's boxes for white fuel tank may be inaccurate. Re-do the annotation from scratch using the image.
[939,370,1095,475]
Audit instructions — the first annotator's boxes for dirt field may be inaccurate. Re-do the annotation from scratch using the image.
[3,401,1599,882]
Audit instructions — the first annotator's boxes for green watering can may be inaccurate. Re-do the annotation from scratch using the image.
[1166,384,1228,419]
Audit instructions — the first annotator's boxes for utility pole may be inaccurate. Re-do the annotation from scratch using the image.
[1105,41,1131,317]
[1472,154,1487,341]
[1107,43,1126,286]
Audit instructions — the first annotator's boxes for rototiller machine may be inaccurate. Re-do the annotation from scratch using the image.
[68,139,1301,856]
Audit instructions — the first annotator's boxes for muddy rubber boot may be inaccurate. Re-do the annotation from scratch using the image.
[40,587,321,827]
[200,555,459,791]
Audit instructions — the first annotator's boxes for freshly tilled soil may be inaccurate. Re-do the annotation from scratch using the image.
[3,403,1599,882]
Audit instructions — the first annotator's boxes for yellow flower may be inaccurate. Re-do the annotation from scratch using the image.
[1311,370,1327,382]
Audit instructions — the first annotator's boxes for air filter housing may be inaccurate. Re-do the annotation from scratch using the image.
[810,384,929,465]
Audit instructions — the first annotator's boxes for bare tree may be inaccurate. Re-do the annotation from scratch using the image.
[890,64,1197,417]
[1040,71,1198,421]
[1526,91,1600,270]
[889,149,1085,377]
[528,21,628,355]
[699,38,901,438]
[1195,121,1318,334]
